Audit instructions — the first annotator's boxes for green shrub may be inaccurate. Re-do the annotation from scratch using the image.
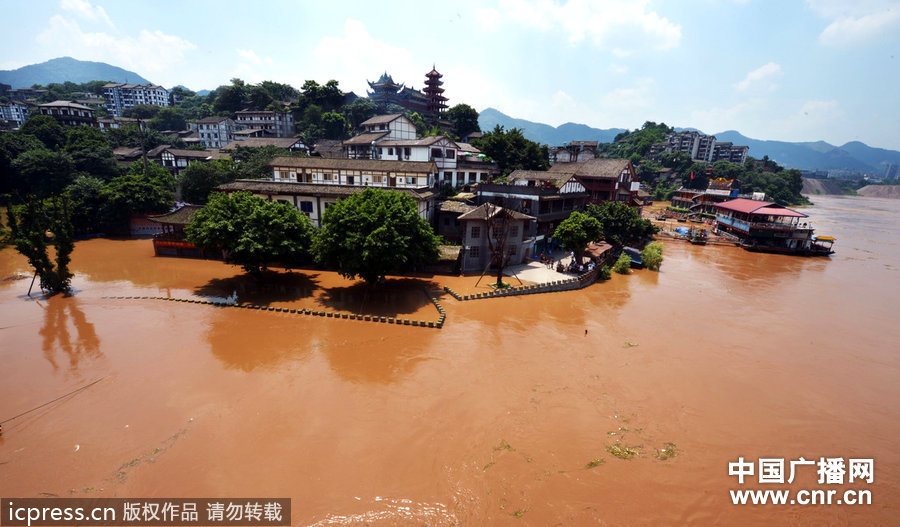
[596,264,611,281]
[613,252,632,274]
[641,241,664,271]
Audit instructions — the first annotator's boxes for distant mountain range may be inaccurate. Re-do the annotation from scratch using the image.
[0,57,152,88]
[479,107,900,174]
[478,108,626,146]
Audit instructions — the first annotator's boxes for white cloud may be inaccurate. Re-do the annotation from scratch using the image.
[236,49,264,66]
[60,0,114,28]
[230,49,274,83]
[689,100,755,134]
[807,0,900,46]
[309,19,418,95]
[734,62,782,91]
[475,0,681,54]
[600,78,655,111]
[608,63,628,74]
[36,15,196,84]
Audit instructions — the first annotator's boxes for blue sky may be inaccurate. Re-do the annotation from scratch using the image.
[3,0,900,149]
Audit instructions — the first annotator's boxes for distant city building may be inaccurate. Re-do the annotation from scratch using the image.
[549,141,598,164]
[799,169,829,180]
[652,131,749,165]
[103,83,169,116]
[7,87,47,101]
[38,100,97,127]
[234,109,295,138]
[712,142,749,164]
[366,67,449,115]
[0,100,30,127]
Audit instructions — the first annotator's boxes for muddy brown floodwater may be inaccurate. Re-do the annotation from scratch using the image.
[1,195,898,526]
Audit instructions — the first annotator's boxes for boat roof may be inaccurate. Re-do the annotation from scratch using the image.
[715,198,808,218]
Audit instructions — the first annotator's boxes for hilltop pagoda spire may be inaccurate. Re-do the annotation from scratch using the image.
[424,66,448,115]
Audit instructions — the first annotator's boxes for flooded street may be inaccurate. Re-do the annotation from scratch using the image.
[1,195,898,525]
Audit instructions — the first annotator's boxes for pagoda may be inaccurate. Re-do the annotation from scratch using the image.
[424,66,448,115]
[366,72,404,109]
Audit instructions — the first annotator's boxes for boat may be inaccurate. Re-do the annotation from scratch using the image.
[688,228,709,245]
[714,198,835,256]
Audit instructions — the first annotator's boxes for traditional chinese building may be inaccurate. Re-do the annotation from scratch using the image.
[366,67,449,116]
[424,67,448,115]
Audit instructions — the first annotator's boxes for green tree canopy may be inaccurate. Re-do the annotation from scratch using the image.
[186,191,314,274]
[313,188,440,283]
[20,115,66,150]
[213,78,247,114]
[64,127,119,180]
[471,125,549,176]
[122,104,161,120]
[65,175,107,234]
[11,149,75,198]
[101,172,174,233]
[447,104,480,138]
[321,111,348,140]
[179,159,236,204]
[341,97,377,130]
[6,197,74,294]
[586,201,658,248]
[553,211,602,264]
[0,132,46,195]
[148,107,187,131]
[230,145,298,180]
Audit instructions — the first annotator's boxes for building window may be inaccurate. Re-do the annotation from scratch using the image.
[389,148,394,155]
[469,246,480,258]
[300,201,313,213]
[509,225,519,238]
[509,245,517,257]
[471,226,480,239]
[404,147,411,157]
[445,149,455,158]
[431,148,443,158]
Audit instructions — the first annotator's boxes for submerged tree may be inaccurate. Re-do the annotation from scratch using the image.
[313,188,440,284]
[553,211,602,265]
[186,191,314,275]
[586,202,658,248]
[6,197,75,294]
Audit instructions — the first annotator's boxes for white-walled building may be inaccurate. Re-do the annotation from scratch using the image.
[234,109,295,137]
[194,116,236,148]
[341,114,498,187]
[103,83,170,116]
[217,157,438,227]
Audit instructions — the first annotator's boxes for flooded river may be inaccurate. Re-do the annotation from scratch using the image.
[1,195,898,525]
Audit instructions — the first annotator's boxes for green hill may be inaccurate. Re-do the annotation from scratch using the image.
[0,57,153,88]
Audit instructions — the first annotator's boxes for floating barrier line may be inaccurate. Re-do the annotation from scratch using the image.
[100,294,445,329]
